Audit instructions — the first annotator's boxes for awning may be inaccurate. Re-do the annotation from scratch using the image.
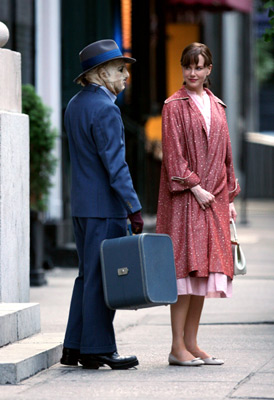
[168,0,253,13]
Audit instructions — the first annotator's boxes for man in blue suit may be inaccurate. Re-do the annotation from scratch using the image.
[60,40,143,370]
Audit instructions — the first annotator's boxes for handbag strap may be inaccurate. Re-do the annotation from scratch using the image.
[230,219,239,244]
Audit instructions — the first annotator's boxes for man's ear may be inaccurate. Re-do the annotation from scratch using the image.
[98,67,109,80]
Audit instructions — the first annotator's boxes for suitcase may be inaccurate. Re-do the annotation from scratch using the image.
[100,233,178,310]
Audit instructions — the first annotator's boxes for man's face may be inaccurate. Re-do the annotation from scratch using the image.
[102,60,130,95]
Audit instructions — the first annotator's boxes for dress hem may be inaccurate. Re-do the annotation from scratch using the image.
[176,273,232,298]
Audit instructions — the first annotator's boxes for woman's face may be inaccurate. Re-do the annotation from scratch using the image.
[183,54,212,94]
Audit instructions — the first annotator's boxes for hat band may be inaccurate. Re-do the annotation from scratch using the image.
[81,48,123,71]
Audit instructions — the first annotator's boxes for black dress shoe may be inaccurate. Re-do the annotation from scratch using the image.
[60,347,81,366]
[81,352,139,370]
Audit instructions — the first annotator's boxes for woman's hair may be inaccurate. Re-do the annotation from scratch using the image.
[180,42,213,87]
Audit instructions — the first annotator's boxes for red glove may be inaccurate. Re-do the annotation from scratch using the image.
[128,211,144,234]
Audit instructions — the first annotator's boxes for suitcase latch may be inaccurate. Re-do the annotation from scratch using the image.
[117,267,129,276]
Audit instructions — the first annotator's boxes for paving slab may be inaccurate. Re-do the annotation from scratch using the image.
[0,324,273,399]
[0,200,273,399]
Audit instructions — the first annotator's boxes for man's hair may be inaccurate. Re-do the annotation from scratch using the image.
[76,59,121,86]
[76,66,101,87]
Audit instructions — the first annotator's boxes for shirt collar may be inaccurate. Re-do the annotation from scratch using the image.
[91,83,117,103]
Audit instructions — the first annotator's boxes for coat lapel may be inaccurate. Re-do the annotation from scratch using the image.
[207,91,226,148]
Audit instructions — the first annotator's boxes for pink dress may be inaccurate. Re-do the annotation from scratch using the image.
[176,89,232,298]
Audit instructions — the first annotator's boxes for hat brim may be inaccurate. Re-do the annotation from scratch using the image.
[73,56,136,83]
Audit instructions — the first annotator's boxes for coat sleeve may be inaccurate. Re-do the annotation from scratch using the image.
[92,103,142,214]
[162,101,200,193]
[223,116,241,203]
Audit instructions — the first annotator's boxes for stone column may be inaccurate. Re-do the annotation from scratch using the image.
[0,23,30,302]
[0,23,62,385]
[222,12,242,181]
[0,21,40,345]
[36,0,62,220]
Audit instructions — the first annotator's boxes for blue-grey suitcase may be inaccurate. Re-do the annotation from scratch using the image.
[100,233,177,310]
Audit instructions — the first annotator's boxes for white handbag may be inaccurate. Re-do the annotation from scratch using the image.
[230,219,247,276]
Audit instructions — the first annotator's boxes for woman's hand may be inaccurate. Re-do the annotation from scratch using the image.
[229,202,237,221]
[190,185,215,210]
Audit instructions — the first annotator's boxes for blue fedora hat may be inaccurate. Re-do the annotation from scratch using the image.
[74,39,136,82]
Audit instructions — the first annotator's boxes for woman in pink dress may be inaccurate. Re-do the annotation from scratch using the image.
[156,43,240,367]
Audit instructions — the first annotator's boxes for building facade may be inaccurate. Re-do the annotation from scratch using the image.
[2,0,263,264]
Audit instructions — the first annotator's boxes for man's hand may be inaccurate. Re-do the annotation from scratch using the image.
[128,211,144,234]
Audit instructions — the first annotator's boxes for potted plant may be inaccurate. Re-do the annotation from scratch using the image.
[22,84,57,286]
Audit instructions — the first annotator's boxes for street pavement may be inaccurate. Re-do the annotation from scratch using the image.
[0,200,274,400]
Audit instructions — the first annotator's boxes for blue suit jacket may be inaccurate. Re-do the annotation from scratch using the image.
[64,84,142,218]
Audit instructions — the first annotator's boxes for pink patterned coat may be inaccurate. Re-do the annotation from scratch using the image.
[156,87,240,279]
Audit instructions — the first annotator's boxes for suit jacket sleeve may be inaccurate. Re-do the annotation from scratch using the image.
[92,102,141,214]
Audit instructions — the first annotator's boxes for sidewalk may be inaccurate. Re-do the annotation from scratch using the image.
[0,200,274,400]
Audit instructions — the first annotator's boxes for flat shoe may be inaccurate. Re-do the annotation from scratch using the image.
[202,357,224,365]
[168,353,204,367]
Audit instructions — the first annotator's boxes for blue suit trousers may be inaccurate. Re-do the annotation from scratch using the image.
[64,217,127,354]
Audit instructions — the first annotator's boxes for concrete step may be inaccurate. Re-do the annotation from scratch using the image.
[0,332,63,384]
[0,303,41,347]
